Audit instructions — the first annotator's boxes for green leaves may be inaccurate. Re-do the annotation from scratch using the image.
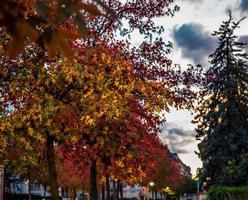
[194,12,248,186]
[207,186,248,200]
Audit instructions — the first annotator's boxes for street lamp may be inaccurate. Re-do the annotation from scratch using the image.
[149,182,155,200]
[195,177,200,194]
[149,182,154,187]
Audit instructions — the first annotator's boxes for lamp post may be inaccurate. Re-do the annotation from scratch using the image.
[149,182,154,200]
[164,187,170,200]
[195,177,200,194]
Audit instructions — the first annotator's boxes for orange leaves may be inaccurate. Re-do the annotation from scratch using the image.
[81,3,101,17]
[0,38,174,189]
[0,0,108,59]
[46,28,78,59]
[8,21,39,58]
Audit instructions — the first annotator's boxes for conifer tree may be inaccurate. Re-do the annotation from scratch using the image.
[194,12,248,186]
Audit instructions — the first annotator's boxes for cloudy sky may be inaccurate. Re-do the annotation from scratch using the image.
[158,0,248,174]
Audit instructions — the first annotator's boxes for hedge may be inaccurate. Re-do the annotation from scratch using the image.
[207,185,248,200]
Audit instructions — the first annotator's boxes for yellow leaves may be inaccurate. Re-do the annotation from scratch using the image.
[71,135,79,143]
[116,160,125,168]
[84,89,94,98]
[81,115,95,126]
[19,137,31,150]
[36,134,46,143]
[25,142,30,150]
[114,81,120,88]
[28,127,34,136]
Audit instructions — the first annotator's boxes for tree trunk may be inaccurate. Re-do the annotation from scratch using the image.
[102,186,105,200]
[43,185,46,197]
[46,134,60,200]
[119,182,123,200]
[73,188,77,200]
[0,165,4,200]
[106,175,110,200]
[117,181,119,200]
[90,160,98,200]
[117,180,122,200]
[81,190,85,200]
[113,180,117,200]
[154,187,157,200]
[28,180,32,200]
[66,187,69,199]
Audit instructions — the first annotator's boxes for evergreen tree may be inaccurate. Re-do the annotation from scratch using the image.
[193,12,248,186]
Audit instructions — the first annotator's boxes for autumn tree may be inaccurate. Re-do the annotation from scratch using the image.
[140,135,181,191]
[58,46,173,200]
[56,145,90,199]
[58,117,182,200]
[0,2,202,200]
[0,0,110,58]
[0,40,153,200]
[84,0,201,108]
[193,12,248,186]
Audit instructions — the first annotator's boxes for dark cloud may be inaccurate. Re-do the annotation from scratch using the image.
[172,23,217,66]
[239,0,248,12]
[168,128,196,137]
[171,148,188,154]
[160,123,196,154]
[237,35,248,52]
[238,35,248,43]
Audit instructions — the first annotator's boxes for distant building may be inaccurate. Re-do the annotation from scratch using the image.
[171,153,192,178]
[4,173,50,197]
[122,184,140,199]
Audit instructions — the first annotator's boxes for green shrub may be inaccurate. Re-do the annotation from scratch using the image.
[207,185,248,200]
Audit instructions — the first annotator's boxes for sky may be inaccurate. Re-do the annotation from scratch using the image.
[158,0,248,175]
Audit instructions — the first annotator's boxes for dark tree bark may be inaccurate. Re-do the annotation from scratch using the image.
[90,160,98,200]
[73,188,77,200]
[119,182,123,200]
[28,179,32,200]
[46,134,60,200]
[66,187,69,199]
[102,186,105,200]
[117,180,120,200]
[106,175,110,200]
[112,180,117,200]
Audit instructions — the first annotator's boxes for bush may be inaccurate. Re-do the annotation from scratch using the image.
[207,185,248,200]
[218,154,248,186]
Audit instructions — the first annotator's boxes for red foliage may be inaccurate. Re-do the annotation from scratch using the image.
[56,144,90,190]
